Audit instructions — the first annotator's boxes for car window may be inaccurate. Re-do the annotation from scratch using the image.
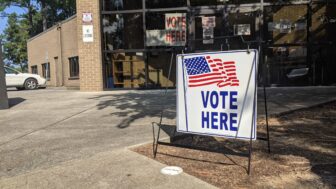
[5,67,18,74]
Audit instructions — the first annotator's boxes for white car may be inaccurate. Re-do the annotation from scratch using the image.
[4,66,47,90]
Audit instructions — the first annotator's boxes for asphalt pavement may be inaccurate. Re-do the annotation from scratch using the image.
[0,86,335,188]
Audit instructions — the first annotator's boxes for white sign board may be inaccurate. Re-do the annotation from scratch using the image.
[83,25,94,42]
[82,12,93,24]
[165,13,186,46]
[166,13,186,30]
[234,24,251,36]
[145,13,187,47]
[202,16,215,44]
[177,50,258,140]
[202,16,216,28]
[203,27,214,44]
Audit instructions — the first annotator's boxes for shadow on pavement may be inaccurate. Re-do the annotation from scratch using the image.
[8,97,25,108]
[90,91,176,129]
[270,108,336,187]
[134,102,336,188]
[91,89,336,186]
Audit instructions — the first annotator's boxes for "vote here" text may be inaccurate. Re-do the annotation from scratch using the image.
[201,91,238,131]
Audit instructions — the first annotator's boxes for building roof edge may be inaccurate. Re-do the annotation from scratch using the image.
[27,14,77,42]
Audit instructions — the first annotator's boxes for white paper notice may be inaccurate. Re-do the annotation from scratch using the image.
[83,25,94,42]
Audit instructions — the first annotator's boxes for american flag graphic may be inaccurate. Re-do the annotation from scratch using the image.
[184,56,240,88]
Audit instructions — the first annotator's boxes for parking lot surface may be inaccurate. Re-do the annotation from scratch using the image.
[0,87,335,188]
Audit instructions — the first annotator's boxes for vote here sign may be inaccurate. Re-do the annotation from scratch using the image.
[177,50,258,140]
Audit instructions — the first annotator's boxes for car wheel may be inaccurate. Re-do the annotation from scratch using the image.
[24,78,38,90]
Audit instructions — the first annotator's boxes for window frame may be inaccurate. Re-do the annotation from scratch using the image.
[4,67,19,74]
[100,0,336,88]
[41,63,50,81]
[31,65,38,75]
[103,13,145,50]
[69,56,80,79]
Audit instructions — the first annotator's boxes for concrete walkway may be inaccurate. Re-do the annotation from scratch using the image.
[0,149,214,189]
[0,87,335,188]
[259,86,336,116]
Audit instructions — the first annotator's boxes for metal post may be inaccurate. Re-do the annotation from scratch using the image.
[153,124,161,158]
[0,39,9,109]
[264,85,271,153]
[153,50,175,158]
[259,40,271,154]
[247,133,253,175]
[142,0,148,88]
[260,0,271,154]
[248,52,258,175]
[307,0,313,85]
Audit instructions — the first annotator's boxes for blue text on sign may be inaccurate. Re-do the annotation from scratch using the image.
[201,91,238,131]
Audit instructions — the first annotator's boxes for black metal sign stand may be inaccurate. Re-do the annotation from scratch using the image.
[152,37,271,175]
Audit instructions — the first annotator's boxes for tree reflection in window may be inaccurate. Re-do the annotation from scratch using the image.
[103,14,124,50]
[103,14,144,50]
[146,0,186,8]
[103,0,142,11]
[114,0,123,9]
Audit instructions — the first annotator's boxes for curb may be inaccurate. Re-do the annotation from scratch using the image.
[269,99,336,118]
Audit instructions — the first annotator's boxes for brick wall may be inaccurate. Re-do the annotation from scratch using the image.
[76,0,104,91]
[61,18,80,88]
[27,25,60,87]
[27,16,79,88]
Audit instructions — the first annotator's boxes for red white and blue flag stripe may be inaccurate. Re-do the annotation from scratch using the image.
[184,55,240,88]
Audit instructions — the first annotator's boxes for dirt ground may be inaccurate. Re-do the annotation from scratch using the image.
[132,102,336,189]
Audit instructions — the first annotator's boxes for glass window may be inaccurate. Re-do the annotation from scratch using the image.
[104,52,146,89]
[190,0,218,6]
[147,51,176,88]
[146,12,166,30]
[42,63,50,80]
[264,5,308,44]
[4,67,18,74]
[190,0,259,6]
[31,65,38,74]
[146,11,187,47]
[264,46,310,86]
[146,11,186,30]
[102,0,142,11]
[69,56,79,78]
[311,3,336,43]
[146,0,187,9]
[192,11,258,51]
[265,0,309,2]
[103,13,144,50]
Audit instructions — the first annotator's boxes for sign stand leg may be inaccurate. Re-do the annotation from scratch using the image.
[264,85,271,153]
[247,134,253,175]
[153,122,161,158]
[248,54,258,175]
[260,42,271,154]
[259,42,271,153]
[152,49,175,158]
